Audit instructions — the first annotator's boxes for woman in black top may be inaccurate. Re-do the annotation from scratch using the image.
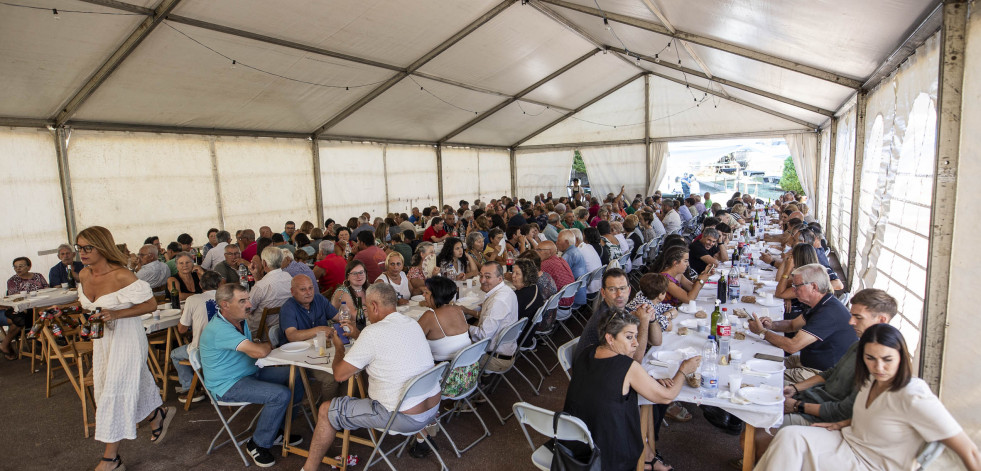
[165,253,203,301]
[511,258,544,347]
[583,227,610,266]
[564,310,700,471]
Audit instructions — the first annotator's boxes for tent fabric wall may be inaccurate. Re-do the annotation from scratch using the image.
[319,141,387,222]
[829,107,856,268]
[647,141,669,195]
[68,131,218,251]
[441,147,480,208]
[785,133,819,201]
[522,78,647,146]
[0,127,67,283]
[477,149,512,201]
[580,144,647,198]
[384,145,439,215]
[514,149,573,199]
[816,127,831,225]
[944,4,981,445]
[215,136,317,233]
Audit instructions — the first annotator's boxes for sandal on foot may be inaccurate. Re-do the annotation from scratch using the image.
[100,455,126,471]
[665,402,692,422]
[0,345,16,361]
[148,406,176,444]
[653,451,674,471]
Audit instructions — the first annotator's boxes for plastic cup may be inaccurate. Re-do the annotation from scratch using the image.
[19,290,27,297]
[61,283,69,289]
[152,310,161,319]
[764,292,774,303]
[696,318,708,333]
[728,372,742,395]
[688,300,697,311]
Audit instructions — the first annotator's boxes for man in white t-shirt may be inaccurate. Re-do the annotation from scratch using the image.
[466,261,519,372]
[169,270,222,403]
[303,283,440,471]
[200,230,231,270]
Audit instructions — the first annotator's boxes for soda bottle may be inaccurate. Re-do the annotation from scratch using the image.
[247,272,255,288]
[90,308,104,340]
[66,265,75,286]
[710,300,721,341]
[718,308,732,364]
[717,266,728,304]
[339,302,351,333]
[238,264,250,291]
[728,268,740,301]
[170,286,181,309]
[701,337,719,398]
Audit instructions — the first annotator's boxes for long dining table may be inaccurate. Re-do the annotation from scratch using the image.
[638,238,789,471]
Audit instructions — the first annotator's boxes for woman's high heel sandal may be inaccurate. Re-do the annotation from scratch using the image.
[100,455,125,471]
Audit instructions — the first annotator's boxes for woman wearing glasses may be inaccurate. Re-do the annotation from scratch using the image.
[564,310,701,471]
[331,260,369,330]
[75,226,175,471]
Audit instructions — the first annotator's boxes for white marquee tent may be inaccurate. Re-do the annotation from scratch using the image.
[2,0,980,444]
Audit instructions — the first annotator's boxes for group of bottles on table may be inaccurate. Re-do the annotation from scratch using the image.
[701,300,732,399]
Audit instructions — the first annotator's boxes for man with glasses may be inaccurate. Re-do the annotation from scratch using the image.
[574,268,652,363]
[48,244,84,289]
[688,227,728,275]
[201,230,232,270]
[748,263,856,382]
[134,244,171,296]
[214,244,249,284]
[467,261,519,372]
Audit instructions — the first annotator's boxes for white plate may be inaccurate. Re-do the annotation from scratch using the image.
[738,387,784,405]
[280,342,311,353]
[746,358,785,374]
[756,299,783,307]
[410,295,425,302]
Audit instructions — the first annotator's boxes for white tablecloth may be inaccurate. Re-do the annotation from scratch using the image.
[141,308,182,334]
[639,260,787,430]
[0,287,79,311]
[256,339,342,373]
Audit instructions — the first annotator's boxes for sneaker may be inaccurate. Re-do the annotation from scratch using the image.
[177,393,205,404]
[273,430,303,446]
[246,439,275,468]
[408,439,438,459]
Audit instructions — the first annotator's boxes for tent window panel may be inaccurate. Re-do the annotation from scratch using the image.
[478,149,512,201]
[216,138,316,232]
[441,148,480,208]
[385,145,439,216]
[319,142,387,222]
[0,128,67,282]
[515,150,574,200]
[69,131,217,249]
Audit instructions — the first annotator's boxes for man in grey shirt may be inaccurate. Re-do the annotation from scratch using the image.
[134,244,171,295]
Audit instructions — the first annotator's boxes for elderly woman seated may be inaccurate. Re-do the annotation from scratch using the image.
[166,252,204,301]
[2,257,49,359]
[564,310,700,471]
[407,242,437,296]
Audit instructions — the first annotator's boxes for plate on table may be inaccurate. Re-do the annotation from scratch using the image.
[677,304,701,314]
[756,298,783,307]
[280,342,311,353]
[410,295,425,302]
[746,358,785,374]
[738,387,784,405]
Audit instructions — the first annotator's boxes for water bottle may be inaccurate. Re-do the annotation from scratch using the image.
[339,302,351,333]
[701,336,719,398]
[237,264,250,291]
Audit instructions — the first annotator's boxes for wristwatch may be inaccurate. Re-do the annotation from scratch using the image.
[796,401,805,414]
[758,330,767,340]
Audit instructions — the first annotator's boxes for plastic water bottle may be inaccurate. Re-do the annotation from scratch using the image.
[701,336,719,398]
[237,264,249,291]
[339,302,351,333]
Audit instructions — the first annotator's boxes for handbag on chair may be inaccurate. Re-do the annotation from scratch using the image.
[547,411,601,471]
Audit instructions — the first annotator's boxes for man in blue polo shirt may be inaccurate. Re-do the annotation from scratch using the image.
[281,275,341,399]
[199,283,303,468]
[748,263,857,383]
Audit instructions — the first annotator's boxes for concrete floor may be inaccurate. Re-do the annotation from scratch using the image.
[1,326,745,471]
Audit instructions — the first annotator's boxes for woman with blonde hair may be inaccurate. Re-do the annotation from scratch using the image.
[76,226,175,471]
[375,251,410,304]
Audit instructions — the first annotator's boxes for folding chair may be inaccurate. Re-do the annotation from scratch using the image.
[41,324,96,437]
[515,305,549,393]
[512,402,596,471]
[188,347,261,467]
[557,337,580,381]
[364,362,450,471]
[435,338,493,457]
[478,317,529,425]
[256,307,280,342]
[552,280,584,341]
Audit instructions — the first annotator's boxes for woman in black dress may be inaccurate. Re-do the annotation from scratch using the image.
[564,310,700,471]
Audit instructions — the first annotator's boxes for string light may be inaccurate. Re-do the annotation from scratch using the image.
[0,1,143,15]
[408,76,481,115]
[52,7,58,19]
[603,18,611,31]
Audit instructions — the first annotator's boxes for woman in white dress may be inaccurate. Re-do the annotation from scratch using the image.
[756,324,980,471]
[76,226,176,471]
[375,251,410,304]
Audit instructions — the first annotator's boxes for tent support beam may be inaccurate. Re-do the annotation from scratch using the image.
[518,139,646,151]
[53,0,183,126]
[436,145,444,209]
[845,91,868,291]
[644,74,652,192]
[0,117,52,128]
[438,49,600,143]
[509,148,517,198]
[535,0,862,89]
[646,71,820,129]
[609,47,835,117]
[921,0,967,395]
[313,0,517,136]
[54,127,77,243]
[69,121,310,139]
[208,137,225,232]
[824,118,838,233]
[311,139,324,227]
[863,3,943,90]
[512,73,643,148]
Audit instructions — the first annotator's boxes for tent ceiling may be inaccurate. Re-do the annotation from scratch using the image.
[0,0,941,145]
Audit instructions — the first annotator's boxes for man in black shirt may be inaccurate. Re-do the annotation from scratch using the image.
[688,227,727,274]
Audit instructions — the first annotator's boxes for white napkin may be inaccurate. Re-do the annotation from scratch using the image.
[718,391,751,404]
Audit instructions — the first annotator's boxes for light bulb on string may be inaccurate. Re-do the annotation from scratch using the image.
[654,54,659,63]
[603,18,611,31]
[52,8,60,19]
[230,59,237,69]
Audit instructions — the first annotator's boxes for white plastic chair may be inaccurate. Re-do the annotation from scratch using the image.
[512,402,596,471]
[436,337,493,457]
[478,317,530,424]
[553,280,584,340]
[557,337,580,381]
[516,304,550,393]
[365,362,451,471]
[188,347,261,467]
